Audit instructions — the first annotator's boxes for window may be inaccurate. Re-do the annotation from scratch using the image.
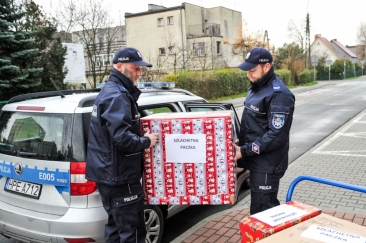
[167,16,174,25]
[103,35,109,43]
[216,41,221,55]
[158,18,164,27]
[0,111,72,161]
[139,106,174,117]
[94,54,113,66]
[169,46,175,55]
[193,42,205,57]
[159,48,166,56]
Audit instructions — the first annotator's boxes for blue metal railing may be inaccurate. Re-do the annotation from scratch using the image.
[286,175,366,202]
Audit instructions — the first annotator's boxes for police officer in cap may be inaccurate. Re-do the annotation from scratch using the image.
[86,47,159,242]
[233,47,295,215]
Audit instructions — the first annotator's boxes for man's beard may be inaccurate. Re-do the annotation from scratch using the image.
[123,70,140,86]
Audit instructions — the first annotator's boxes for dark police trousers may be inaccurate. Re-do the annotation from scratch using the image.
[249,171,285,215]
[97,182,146,243]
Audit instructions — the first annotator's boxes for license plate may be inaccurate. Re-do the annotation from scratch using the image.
[4,178,42,199]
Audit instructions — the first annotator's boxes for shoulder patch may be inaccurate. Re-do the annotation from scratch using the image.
[272,78,282,93]
[272,114,285,129]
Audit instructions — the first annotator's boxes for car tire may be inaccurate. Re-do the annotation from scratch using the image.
[144,205,164,243]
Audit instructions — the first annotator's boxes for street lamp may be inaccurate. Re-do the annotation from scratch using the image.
[361,60,365,76]
[326,60,333,81]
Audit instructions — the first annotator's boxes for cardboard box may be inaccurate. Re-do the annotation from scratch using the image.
[258,213,366,242]
[239,201,322,242]
[140,110,237,205]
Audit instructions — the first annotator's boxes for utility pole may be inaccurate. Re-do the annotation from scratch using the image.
[305,1,311,69]
[263,30,269,49]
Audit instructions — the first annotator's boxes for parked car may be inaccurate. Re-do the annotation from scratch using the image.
[0,82,249,243]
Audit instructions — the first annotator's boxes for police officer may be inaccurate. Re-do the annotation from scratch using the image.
[233,47,295,215]
[86,47,159,242]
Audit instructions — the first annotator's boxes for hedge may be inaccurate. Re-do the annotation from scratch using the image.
[162,68,292,100]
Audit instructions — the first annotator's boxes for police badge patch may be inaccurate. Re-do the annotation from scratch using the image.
[252,143,260,154]
[272,114,285,129]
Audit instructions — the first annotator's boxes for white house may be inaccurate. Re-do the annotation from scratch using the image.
[310,34,357,64]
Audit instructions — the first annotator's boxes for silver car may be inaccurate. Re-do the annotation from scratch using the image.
[0,82,249,243]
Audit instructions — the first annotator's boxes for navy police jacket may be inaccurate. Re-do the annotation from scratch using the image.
[85,69,150,185]
[238,67,295,174]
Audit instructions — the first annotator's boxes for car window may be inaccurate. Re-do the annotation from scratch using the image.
[0,111,72,161]
[140,106,174,117]
[189,107,222,112]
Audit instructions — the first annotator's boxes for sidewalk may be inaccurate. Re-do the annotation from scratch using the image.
[173,81,366,242]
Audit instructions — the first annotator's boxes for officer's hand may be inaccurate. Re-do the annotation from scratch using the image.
[232,143,242,161]
[144,128,159,147]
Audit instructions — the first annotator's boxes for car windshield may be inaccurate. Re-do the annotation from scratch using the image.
[0,111,72,161]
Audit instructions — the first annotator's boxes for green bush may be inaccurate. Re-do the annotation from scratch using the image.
[162,68,292,100]
[275,69,292,86]
[298,69,313,85]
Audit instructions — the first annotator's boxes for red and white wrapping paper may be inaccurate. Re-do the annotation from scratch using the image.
[140,110,237,205]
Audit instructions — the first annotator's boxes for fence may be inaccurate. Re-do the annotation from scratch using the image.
[317,70,364,80]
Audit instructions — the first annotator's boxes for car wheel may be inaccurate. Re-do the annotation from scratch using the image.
[144,205,164,243]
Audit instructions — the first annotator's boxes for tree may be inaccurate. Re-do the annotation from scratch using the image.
[0,0,43,100]
[275,42,305,82]
[17,0,67,92]
[356,21,366,63]
[287,19,305,50]
[55,0,123,88]
[224,20,264,61]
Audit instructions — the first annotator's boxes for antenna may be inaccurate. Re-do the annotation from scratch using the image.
[50,78,65,98]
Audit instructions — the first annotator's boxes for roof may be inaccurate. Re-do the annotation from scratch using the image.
[313,35,343,59]
[331,39,357,58]
[125,4,184,18]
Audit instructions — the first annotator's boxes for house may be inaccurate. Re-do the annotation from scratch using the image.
[346,44,366,64]
[71,26,126,77]
[310,34,357,64]
[124,3,242,73]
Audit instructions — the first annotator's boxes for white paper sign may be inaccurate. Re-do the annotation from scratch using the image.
[301,224,366,243]
[251,204,308,227]
[62,43,86,84]
[165,134,206,163]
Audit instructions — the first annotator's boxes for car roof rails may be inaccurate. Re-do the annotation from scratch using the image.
[7,89,100,104]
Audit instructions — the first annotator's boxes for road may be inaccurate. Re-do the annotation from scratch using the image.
[2,78,366,243]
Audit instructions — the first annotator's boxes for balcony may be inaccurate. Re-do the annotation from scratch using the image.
[187,24,220,38]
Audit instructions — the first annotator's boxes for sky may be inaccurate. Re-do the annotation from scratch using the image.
[33,0,365,48]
